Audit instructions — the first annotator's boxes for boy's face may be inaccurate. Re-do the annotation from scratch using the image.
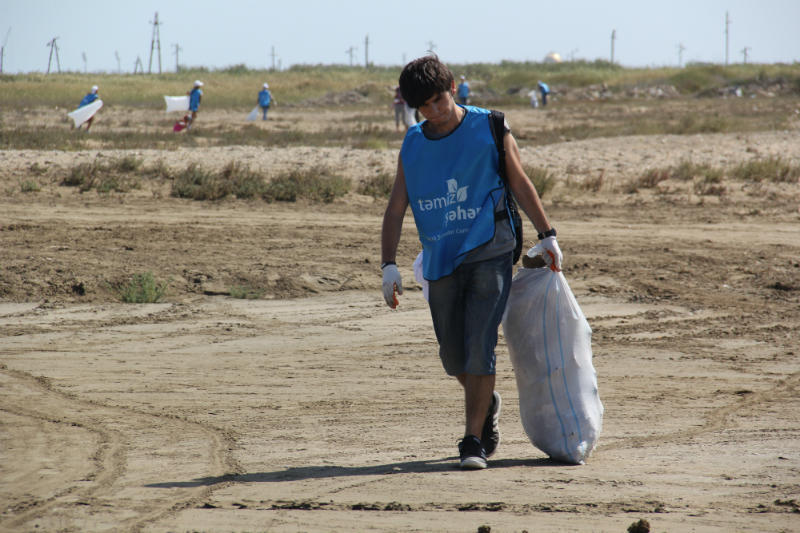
[418,82,457,128]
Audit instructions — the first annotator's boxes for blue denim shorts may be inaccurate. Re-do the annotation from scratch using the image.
[427,252,513,376]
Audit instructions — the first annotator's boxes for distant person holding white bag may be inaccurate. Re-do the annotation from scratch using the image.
[76,85,100,131]
[258,82,274,120]
[186,80,203,130]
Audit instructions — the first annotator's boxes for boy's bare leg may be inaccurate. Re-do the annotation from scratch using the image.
[457,373,495,438]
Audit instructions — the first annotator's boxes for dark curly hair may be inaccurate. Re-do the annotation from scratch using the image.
[398,54,454,109]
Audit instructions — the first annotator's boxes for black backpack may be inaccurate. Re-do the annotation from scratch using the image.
[488,110,523,264]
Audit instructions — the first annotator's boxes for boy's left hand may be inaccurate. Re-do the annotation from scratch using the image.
[539,236,563,272]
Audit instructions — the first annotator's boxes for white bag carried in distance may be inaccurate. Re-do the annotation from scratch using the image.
[502,246,604,464]
[67,99,103,127]
[164,95,190,113]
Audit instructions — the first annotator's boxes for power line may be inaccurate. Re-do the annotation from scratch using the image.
[46,37,61,74]
[173,43,182,72]
[725,11,731,65]
[346,45,357,66]
[148,11,162,74]
[0,27,11,74]
[610,30,616,64]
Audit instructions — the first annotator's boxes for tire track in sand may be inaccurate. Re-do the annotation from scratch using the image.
[0,365,240,532]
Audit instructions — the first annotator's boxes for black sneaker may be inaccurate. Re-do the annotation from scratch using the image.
[458,435,487,469]
[481,391,502,458]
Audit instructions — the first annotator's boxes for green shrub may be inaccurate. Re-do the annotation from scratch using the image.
[20,180,40,193]
[63,161,100,189]
[637,168,670,189]
[731,156,800,183]
[229,285,265,299]
[219,161,268,199]
[118,272,168,303]
[671,160,704,181]
[524,165,556,198]
[263,167,350,203]
[357,172,394,198]
[62,157,141,193]
[143,159,173,179]
[110,155,143,173]
[171,163,228,200]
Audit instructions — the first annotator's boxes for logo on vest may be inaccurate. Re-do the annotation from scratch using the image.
[415,178,481,223]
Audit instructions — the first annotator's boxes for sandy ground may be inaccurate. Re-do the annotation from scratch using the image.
[1,104,800,532]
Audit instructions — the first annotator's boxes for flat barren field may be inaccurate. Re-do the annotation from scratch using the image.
[1,98,799,532]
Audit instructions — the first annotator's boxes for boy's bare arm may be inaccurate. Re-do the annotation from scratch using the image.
[381,157,410,264]
[503,133,553,235]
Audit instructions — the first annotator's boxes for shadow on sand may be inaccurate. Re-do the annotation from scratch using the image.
[146,456,563,489]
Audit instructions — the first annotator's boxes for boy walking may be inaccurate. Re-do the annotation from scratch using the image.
[380,55,562,469]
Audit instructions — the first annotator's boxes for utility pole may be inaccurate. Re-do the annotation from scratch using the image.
[741,46,750,64]
[364,34,369,68]
[346,46,357,66]
[677,43,686,67]
[148,11,162,74]
[46,37,61,74]
[134,56,144,74]
[82,51,87,73]
[173,43,182,72]
[0,27,11,75]
[115,50,121,73]
[610,30,616,64]
[570,48,578,62]
[426,40,436,54]
[725,11,731,65]
[270,46,276,71]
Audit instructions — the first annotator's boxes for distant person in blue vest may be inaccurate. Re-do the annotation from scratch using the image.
[457,75,470,105]
[537,80,550,107]
[258,82,274,120]
[381,55,562,470]
[77,85,100,131]
[187,80,203,130]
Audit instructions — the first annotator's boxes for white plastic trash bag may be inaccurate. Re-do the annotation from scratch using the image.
[412,251,429,301]
[502,248,603,464]
[67,99,103,127]
[246,106,260,121]
[164,95,190,112]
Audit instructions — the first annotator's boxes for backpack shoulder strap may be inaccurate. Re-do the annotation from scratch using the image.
[488,109,507,185]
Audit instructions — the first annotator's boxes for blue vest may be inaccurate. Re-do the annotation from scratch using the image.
[189,88,202,111]
[258,89,271,107]
[79,93,98,107]
[402,106,505,280]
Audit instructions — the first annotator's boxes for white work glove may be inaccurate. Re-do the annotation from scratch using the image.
[527,236,563,272]
[381,264,403,309]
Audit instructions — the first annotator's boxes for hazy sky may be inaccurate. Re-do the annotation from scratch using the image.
[1,0,798,74]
